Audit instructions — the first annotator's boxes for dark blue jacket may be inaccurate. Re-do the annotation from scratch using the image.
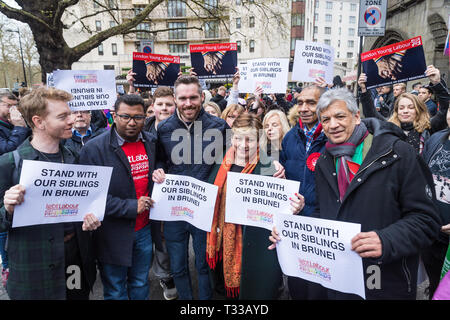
[156,108,229,182]
[425,99,438,117]
[79,126,156,267]
[63,126,106,155]
[280,122,327,216]
[0,119,31,156]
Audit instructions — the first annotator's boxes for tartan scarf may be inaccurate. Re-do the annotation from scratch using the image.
[206,146,259,298]
[325,122,369,201]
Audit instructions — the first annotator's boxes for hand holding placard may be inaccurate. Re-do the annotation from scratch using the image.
[3,184,25,216]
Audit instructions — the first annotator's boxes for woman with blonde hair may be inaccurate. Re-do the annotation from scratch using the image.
[221,103,245,127]
[260,110,291,157]
[204,101,221,118]
[358,65,449,154]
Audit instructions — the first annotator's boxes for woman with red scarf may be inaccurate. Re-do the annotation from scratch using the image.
[206,113,304,299]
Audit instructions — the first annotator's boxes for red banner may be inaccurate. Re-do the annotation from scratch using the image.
[133,52,180,64]
[361,36,422,62]
[190,43,237,53]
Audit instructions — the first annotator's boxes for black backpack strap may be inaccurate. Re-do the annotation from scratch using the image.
[12,149,21,184]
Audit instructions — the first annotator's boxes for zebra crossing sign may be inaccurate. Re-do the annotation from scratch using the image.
[358,0,387,36]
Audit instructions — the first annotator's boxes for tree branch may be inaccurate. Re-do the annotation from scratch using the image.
[0,1,52,30]
[70,0,165,61]
[54,0,80,25]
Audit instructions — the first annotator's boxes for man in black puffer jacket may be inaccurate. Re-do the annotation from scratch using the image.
[312,88,441,300]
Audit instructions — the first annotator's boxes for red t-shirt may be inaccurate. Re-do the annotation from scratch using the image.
[121,141,150,231]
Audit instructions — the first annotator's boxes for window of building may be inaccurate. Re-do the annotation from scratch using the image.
[315,1,319,8]
[349,16,356,24]
[249,16,255,28]
[95,20,102,31]
[236,0,241,5]
[104,65,115,70]
[314,26,318,33]
[324,39,331,45]
[168,21,187,39]
[112,43,117,56]
[107,0,117,8]
[98,43,104,56]
[324,27,331,35]
[348,40,354,48]
[169,43,188,53]
[347,52,353,58]
[168,0,186,17]
[292,13,305,26]
[236,17,241,29]
[204,0,218,9]
[326,1,332,9]
[249,40,255,53]
[110,21,116,28]
[350,3,357,11]
[237,40,241,53]
[349,28,355,36]
[137,23,151,39]
[337,51,340,58]
[338,40,340,48]
[94,2,99,9]
[325,14,332,22]
[204,20,219,38]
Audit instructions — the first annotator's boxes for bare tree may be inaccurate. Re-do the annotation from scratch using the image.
[0,0,289,82]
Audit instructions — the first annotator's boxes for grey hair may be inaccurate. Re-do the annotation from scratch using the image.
[316,88,358,119]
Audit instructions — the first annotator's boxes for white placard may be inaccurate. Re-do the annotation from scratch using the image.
[150,174,218,232]
[53,70,117,111]
[238,62,253,93]
[238,58,289,94]
[292,40,334,84]
[225,172,300,231]
[275,213,365,299]
[12,160,113,228]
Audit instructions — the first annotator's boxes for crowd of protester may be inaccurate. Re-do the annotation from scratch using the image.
[0,63,448,301]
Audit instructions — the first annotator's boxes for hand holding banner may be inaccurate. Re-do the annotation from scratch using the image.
[361,36,427,89]
[237,58,289,94]
[275,213,365,299]
[132,52,181,88]
[12,160,113,228]
[150,174,218,232]
[53,70,117,111]
[190,43,238,79]
[225,172,300,231]
[292,40,334,84]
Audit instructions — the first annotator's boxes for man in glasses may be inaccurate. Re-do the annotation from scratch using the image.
[63,110,105,154]
[0,92,30,156]
[79,94,157,300]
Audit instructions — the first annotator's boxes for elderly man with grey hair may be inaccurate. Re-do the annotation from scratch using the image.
[271,87,442,299]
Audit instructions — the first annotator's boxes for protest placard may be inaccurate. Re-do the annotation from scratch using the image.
[53,70,117,111]
[132,52,181,89]
[46,72,54,87]
[292,40,334,84]
[275,213,365,299]
[190,43,238,79]
[225,172,300,231]
[12,160,113,228]
[150,174,218,232]
[361,36,427,89]
[238,58,289,94]
[237,62,253,93]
